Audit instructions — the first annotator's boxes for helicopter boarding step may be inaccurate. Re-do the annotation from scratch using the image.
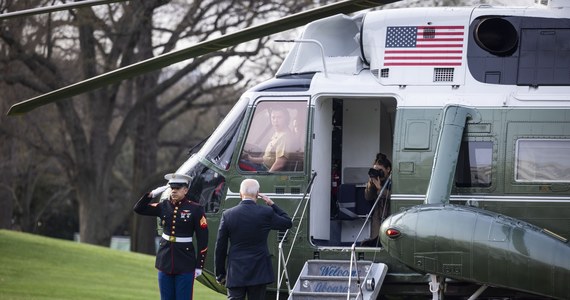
[288,259,388,300]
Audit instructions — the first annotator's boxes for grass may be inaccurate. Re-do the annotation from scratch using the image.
[0,230,226,300]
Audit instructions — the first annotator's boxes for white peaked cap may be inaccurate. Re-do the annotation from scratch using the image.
[164,173,192,185]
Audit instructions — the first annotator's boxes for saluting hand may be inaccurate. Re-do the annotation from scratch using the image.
[150,185,169,198]
[258,193,274,206]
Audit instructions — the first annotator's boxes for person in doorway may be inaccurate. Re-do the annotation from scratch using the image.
[215,178,293,300]
[361,153,392,247]
[243,108,293,172]
[133,173,208,300]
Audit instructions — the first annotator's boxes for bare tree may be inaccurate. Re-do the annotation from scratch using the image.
[0,0,317,250]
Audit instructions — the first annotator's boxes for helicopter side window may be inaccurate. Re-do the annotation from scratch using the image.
[455,141,493,187]
[515,139,570,182]
[239,101,307,172]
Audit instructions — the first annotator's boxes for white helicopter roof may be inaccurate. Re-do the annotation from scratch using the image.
[272,2,570,108]
[278,2,568,81]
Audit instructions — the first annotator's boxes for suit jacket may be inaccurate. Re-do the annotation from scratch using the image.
[215,199,292,288]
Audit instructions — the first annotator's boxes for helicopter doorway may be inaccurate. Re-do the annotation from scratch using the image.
[310,96,396,247]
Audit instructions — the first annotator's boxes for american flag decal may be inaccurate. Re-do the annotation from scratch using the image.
[384,26,464,66]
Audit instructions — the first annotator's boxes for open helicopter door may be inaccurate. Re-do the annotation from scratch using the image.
[310,95,396,246]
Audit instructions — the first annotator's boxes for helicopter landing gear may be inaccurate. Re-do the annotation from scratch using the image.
[428,274,490,300]
[428,274,445,300]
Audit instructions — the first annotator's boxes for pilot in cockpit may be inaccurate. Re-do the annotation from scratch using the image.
[242,108,293,172]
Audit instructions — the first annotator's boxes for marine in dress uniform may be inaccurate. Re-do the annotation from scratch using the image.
[134,173,208,300]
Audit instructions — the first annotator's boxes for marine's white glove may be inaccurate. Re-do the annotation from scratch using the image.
[195,268,203,277]
[150,185,168,198]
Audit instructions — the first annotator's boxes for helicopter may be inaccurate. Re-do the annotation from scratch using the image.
[6,0,570,299]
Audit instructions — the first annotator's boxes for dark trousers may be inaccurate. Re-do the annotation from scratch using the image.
[158,271,195,300]
[227,284,267,300]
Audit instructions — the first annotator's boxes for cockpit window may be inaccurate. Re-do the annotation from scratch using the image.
[239,101,307,172]
[202,98,248,170]
[173,97,248,212]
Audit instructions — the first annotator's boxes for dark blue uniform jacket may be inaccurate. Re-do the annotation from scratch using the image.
[134,194,208,274]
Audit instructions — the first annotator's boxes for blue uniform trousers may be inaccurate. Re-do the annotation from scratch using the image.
[158,271,195,300]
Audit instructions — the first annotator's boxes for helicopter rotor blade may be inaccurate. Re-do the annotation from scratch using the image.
[7,0,400,116]
[0,0,129,20]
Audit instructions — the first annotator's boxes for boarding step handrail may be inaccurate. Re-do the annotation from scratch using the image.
[276,172,317,300]
[277,172,390,299]
[346,176,391,299]
[288,259,387,300]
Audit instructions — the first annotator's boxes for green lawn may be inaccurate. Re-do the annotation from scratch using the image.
[0,230,226,300]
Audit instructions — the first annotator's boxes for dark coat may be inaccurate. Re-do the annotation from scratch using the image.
[215,199,292,288]
[364,179,392,217]
[134,194,208,274]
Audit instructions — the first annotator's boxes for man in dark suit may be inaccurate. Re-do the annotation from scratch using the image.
[215,178,292,300]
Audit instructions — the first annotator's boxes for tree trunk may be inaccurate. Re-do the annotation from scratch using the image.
[78,195,112,245]
[130,98,160,254]
[0,141,14,230]
[0,188,14,229]
[130,3,161,254]
[131,213,158,253]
